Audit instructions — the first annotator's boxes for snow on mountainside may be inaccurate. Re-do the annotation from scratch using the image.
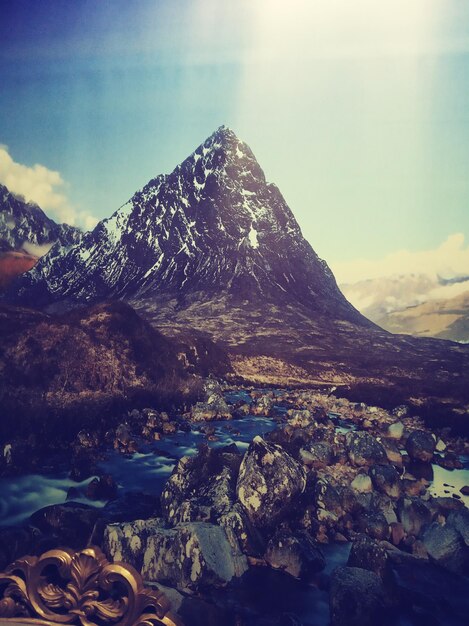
[0,183,82,289]
[0,183,81,253]
[7,126,363,324]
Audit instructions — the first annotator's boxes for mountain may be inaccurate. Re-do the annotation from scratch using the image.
[0,183,82,288]
[375,289,469,343]
[7,127,360,322]
[5,127,469,421]
[0,183,81,253]
[341,274,469,342]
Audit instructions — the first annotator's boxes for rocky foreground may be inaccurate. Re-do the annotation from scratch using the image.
[1,383,469,625]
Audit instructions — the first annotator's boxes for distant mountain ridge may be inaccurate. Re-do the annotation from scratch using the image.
[0,183,81,253]
[0,183,82,289]
[341,274,469,343]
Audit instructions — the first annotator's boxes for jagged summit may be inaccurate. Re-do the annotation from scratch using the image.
[6,126,362,324]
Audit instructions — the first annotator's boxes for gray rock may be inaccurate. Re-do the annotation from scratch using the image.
[142,522,248,591]
[103,518,165,570]
[381,439,404,468]
[264,529,325,579]
[29,502,101,548]
[299,442,333,468]
[190,399,231,421]
[405,430,435,463]
[397,498,432,537]
[370,464,402,499]
[219,502,264,557]
[351,473,373,493]
[236,436,306,529]
[447,508,469,546]
[251,394,275,416]
[104,519,248,592]
[330,566,386,626]
[161,446,236,525]
[357,512,390,541]
[346,431,386,467]
[347,534,389,579]
[387,422,404,440]
[287,409,312,428]
[315,479,345,519]
[422,522,468,573]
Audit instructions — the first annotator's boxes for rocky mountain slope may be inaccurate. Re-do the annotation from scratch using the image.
[4,127,469,417]
[0,183,81,252]
[7,127,361,323]
[0,301,204,441]
[0,183,82,288]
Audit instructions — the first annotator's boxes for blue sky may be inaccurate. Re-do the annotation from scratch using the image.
[1,0,469,278]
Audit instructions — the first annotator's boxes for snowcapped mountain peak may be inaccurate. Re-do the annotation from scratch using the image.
[5,129,361,325]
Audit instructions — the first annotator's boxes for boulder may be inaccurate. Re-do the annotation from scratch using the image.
[347,534,389,579]
[346,431,386,467]
[264,529,325,579]
[329,566,387,626]
[381,439,403,469]
[76,429,100,448]
[236,436,306,529]
[387,422,404,440]
[299,442,333,469]
[161,446,237,525]
[104,518,247,592]
[357,513,390,541]
[190,399,231,421]
[447,508,469,546]
[115,423,131,447]
[143,522,248,591]
[405,430,435,463]
[387,549,469,625]
[29,502,101,548]
[422,522,468,573]
[314,479,345,520]
[251,394,275,416]
[287,409,312,428]
[85,474,118,500]
[351,473,373,494]
[219,503,264,557]
[397,498,432,537]
[369,464,402,499]
[103,518,165,570]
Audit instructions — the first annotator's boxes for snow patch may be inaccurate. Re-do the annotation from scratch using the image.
[248,226,259,249]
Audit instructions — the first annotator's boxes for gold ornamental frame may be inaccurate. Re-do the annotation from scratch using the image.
[0,546,183,626]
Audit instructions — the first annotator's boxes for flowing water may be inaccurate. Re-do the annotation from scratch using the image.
[1,390,468,525]
[0,390,468,625]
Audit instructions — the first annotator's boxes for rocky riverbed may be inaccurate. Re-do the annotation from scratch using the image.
[1,381,469,625]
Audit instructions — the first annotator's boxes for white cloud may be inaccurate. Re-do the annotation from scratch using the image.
[0,145,97,229]
[332,233,469,285]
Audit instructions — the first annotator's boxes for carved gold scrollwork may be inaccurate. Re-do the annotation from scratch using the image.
[0,546,183,626]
